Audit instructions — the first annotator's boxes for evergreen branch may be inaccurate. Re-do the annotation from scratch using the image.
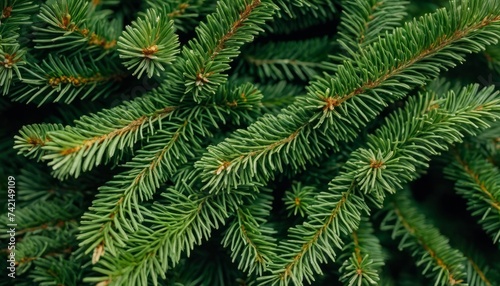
[196,0,500,193]
[0,0,37,41]
[324,0,408,75]
[34,0,118,53]
[444,148,500,243]
[78,83,262,258]
[381,192,467,286]
[283,182,316,217]
[466,256,493,286]
[267,0,337,34]
[222,190,277,276]
[0,44,26,95]
[86,183,257,286]
[181,0,277,102]
[262,84,500,285]
[0,0,34,93]
[257,80,305,114]
[18,0,273,180]
[142,0,204,33]
[14,222,78,275]
[338,0,408,49]
[30,95,180,180]
[0,199,81,236]
[273,0,337,18]
[351,84,500,200]
[463,250,497,286]
[14,163,99,204]
[117,9,180,78]
[262,182,370,286]
[11,54,125,105]
[237,37,332,81]
[338,217,384,286]
[475,123,500,159]
[14,123,65,162]
[29,255,84,286]
[484,44,500,76]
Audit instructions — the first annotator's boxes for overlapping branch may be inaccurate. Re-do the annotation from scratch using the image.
[261,84,500,285]
[196,0,500,194]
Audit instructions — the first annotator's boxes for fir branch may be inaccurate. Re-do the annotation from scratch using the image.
[222,190,277,276]
[381,192,467,286]
[0,199,81,236]
[14,222,78,275]
[117,9,180,78]
[465,253,494,286]
[257,80,305,114]
[29,255,84,286]
[0,0,37,41]
[78,83,262,259]
[196,0,500,194]
[34,0,119,53]
[445,148,500,243]
[142,0,205,33]
[267,0,338,34]
[18,0,274,180]
[283,182,315,217]
[337,217,384,286]
[264,183,370,286]
[15,123,65,162]
[85,183,257,286]
[181,0,277,102]
[0,44,26,95]
[261,84,500,285]
[26,95,180,180]
[324,0,408,74]
[11,54,125,105]
[338,0,408,49]
[237,37,332,81]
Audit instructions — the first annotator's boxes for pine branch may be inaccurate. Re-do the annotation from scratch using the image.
[380,192,467,286]
[117,8,180,78]
[272,0,336,17]
[267,0,338,34]
[10,54,125,105]
[11,163,104,206]
[181,0,277,102]
[85,182,258,286]
[0,0,37,41]
[464,247,499,286]
[444,147,500,244]
[3,204,79,237]
[237,37,332,81]
[29,255,84,286]
[0,44,26,95]
[337,217,384,286]
[16,0,274,180]
[261,84,500,285]
[264,182,371,286]
[222,190,277,276]
[256,80,305,114]
[196,0,500,194]
[283,182,316,217]
[34,0,119,54]
[78,83,262,258]
[142,0,206,33]
[17,94,180,180]
[324,0,408,74]
[14,222,78,275]
[338,0,408,49]
[14,123,65,162]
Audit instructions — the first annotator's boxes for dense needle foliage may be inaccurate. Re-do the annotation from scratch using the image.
[1,0,499,285]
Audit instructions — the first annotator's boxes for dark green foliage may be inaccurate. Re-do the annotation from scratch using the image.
[1,0,500,286]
